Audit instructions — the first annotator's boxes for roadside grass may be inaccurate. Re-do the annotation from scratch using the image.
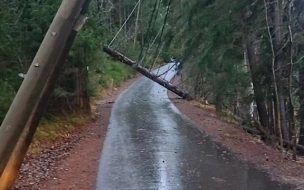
[29,52,135,154]
[88,52,135,116]
[88,51,135,95]
[29,114,90,154]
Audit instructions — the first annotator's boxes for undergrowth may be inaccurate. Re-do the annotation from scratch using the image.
[88,51,136,97]
[30,52,135,153]
[30,114,90,154]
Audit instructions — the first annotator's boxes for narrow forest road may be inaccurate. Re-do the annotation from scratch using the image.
[97,64,293,190]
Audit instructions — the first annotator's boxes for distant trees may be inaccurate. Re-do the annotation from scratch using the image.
[164,0,304,155]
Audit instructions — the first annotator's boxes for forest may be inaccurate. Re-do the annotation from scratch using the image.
[162,0,304,156]
[0,1,138,124]
[1,0,304,156]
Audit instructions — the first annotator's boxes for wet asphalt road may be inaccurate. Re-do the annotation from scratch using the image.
[97,64,293,190]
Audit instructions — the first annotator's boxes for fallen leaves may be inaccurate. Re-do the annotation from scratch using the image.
[14,132,84,190]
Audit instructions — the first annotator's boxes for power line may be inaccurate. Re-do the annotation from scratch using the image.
[139,26,162,65]
[139,0,163,66]
[149,0,172,74]
[108,0,141,47]
[157,62,178,78]
[137,0,159,62]
[152,0,172,63]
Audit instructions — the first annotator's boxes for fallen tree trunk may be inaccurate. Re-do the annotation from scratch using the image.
[103,46,193,100]
[242,125,304,154]
[282,140,304,155]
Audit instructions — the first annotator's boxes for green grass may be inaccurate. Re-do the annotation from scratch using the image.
[88,51,136,97]
[0,80,15,122]
[29,51,136,154]
[29,114,90,153]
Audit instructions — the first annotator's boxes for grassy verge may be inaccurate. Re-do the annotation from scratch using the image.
[88,52,135,95]
[30,114,91,154]
[29,52,135,153]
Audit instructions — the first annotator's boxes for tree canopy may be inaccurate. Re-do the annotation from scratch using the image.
[162,0,304,152]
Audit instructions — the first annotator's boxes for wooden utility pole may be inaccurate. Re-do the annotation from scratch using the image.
[0,1,91,188]
[0,0,85,178]
[103,46,193,100]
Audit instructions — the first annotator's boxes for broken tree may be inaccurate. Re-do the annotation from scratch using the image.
[103,46,193,100]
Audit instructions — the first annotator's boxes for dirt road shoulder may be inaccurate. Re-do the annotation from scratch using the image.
[169,75,304,190]
[14,75,141,190]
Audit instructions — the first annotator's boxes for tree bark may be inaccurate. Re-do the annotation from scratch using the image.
[279,94,290,141]
[287,2,296,159]
[246,39,269,131]
[215,94,222,114]
[271,0,290,142]
[243,125,304,154]
[264,0,283,149]
[267,100,275,134]
[76,68,90,114]
[299,68,304,145]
